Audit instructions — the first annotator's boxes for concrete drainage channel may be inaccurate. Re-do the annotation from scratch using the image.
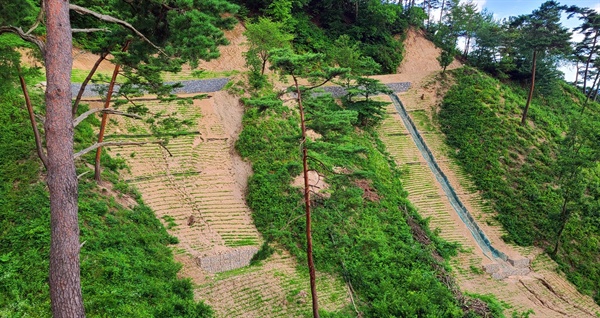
[388,94,530,279]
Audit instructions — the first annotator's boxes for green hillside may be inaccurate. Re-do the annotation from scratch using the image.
[0,84,212,317]
[439,67,600,304]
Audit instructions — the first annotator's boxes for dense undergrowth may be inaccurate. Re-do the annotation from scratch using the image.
[0,79,212,317]
[236,91,494,317]
[439,67,600,304]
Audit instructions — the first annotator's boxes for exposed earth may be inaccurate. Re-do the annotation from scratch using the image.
[72,25,600,317]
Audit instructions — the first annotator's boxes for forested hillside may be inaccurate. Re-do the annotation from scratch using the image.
[2,0,600,317]
[0,79,213,316]
[440,67,600,305]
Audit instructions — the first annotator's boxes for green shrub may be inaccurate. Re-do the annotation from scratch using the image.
[237,94,466,316]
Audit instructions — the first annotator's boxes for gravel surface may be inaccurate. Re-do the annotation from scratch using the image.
[321,82,411,98]
[71,78,230,98]
[385,82,411,93]
[72,78,409,98]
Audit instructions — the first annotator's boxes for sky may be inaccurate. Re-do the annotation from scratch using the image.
[470,0,600,82]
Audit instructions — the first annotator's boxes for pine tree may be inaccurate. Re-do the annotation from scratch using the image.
[0,0,238,315]
[510,1,571,125]
[269,48,347,318]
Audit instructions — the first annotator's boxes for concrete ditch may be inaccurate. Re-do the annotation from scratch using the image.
[388,94,530,279]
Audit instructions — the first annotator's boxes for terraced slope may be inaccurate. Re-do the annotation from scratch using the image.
[95,91,348,316]
[378,86,600,317]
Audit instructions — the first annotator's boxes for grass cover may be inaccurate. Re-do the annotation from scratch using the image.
[439,67,600,304]
[236,93,468,317]
[0,87,212,317]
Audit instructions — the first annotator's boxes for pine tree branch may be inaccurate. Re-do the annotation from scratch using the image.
[0,26,45,56]
[73,108,142,127]
[69,4,165,55]
[74,140,166,158]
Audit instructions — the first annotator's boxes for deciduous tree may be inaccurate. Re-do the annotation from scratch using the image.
[244,17,293,76]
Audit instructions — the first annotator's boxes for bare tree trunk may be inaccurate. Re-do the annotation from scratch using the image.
[463,36,471,58]
[521,50,537,126]
[18,66,48,169]
[44,0,85,316]
[72,51,108,117]
[582,30,598,94]
[94,40,130,181]
[426,1,431,28]
[261,58,267,76]
[294,76,319,318]
[574,61,579,85]
[591,74,600,102]
[552,196,569,256]
[439,0,445,23]
[582,70,600,115]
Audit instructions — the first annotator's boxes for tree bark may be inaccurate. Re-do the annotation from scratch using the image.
[521,50,537,126]
[294,76,319,318]
[44,0,85,317]
[261,58,267,76]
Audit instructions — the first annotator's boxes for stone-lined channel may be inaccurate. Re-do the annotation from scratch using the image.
[388,94,507,262]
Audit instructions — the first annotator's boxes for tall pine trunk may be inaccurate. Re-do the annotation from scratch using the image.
[94,41,130,181]
[44,0,85,316]
[294,77,319,318]
[521,50,537,125]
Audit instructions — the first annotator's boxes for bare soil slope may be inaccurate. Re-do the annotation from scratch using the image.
[68,22,599,317]
[91,23,349,317]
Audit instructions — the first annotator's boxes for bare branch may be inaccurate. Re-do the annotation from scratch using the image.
[26,2,45,35]
[73,108,142,127]
[71,28,110,33]
[69,4,165,55]
[0,26,45,56]
[72,28,111,33]
[72,51,109,117]
[18,65,48,169]
[77,171,90,179]
[74,141,165,158]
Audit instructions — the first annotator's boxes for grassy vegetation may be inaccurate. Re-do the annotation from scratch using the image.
[236,92,487,316]
[0,75,213,317]
[439,67,600,304]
